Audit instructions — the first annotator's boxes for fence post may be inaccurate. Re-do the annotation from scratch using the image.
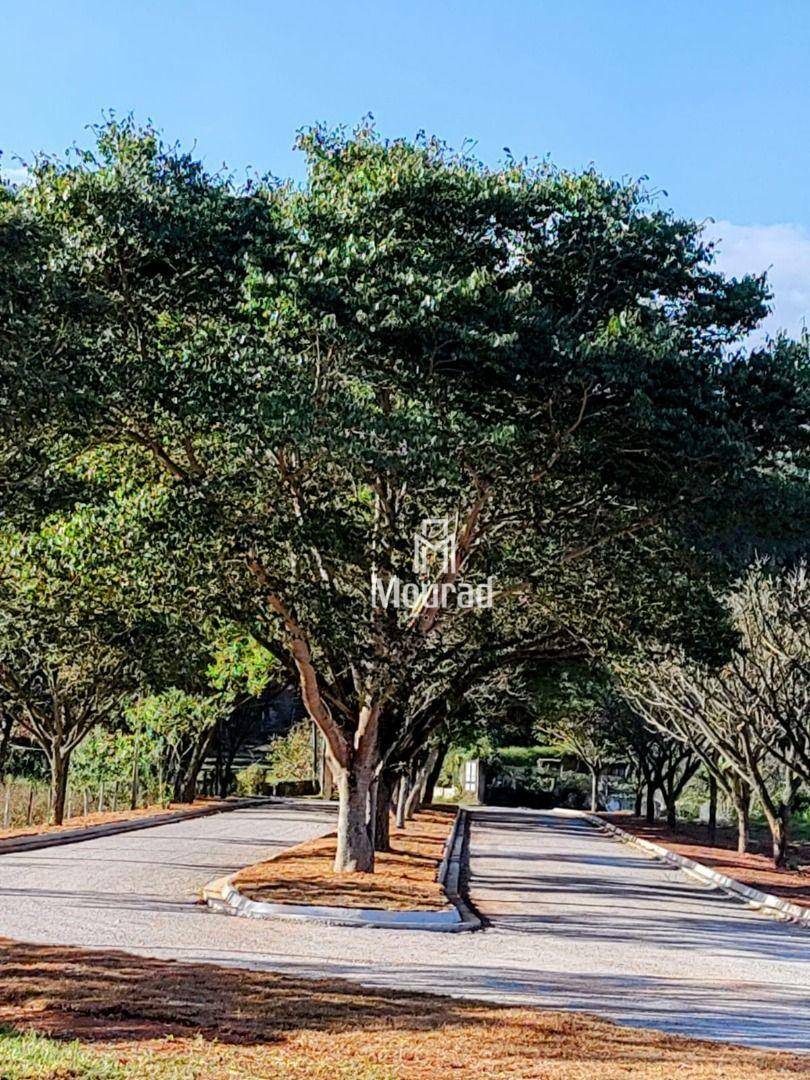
[83,788,89,816]
[98,782,105,814]
[26,784,34,825]
[130,727,140,811]
[2,781,11,830]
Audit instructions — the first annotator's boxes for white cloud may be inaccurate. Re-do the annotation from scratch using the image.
[0,165,31,186]
[702,220,810,343]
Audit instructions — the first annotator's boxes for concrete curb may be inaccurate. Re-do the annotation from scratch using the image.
[559,808,810,928]
[204,806,481,932]
[0,796,278,855]
[440,808,482,930]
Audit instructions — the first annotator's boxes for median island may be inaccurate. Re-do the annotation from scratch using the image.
[232,807,453,910]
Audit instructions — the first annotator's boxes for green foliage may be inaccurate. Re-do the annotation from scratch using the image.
[0,117,807,855]
[207,633,279,699]
[128,689,219,741]
[234,762,268,796]
[438,745,479,791]
[70,727,143,789]
[493,745,560,768]
[531,668,629,772]
[264,719,313,783]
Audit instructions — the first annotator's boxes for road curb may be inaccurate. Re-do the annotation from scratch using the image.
[204,806,481,932]
[561,809,810,928]
[439,807,482,930]
[0,796,279,855]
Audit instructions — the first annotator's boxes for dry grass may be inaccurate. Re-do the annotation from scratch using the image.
[0,800,222,845]
[603,814,810,909]
[0,938,807,1078]
[232,807,453,910]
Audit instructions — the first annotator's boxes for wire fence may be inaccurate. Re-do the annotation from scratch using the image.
[0,776,173,832]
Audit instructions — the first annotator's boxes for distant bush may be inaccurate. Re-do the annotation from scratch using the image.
[485,771,593,810]
[264,720,313,783]
[555,774,590,809]
[235,763,269,795]
[495,745,560,769]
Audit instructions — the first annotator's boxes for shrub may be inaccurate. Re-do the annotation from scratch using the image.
[264,721,313,783]
[556,773,591,809]
[234,763,269,796]
[494,745,560,769]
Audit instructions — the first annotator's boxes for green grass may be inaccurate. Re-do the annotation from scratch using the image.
[0,1026,396,1080]
[0,1026,128,1079]
[0,1027,212,1080]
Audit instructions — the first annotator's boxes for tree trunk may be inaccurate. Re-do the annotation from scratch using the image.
[423,746,445,806]
[130,733,140,810]
[178,726,218,804]
[664,792,677,830]
[761,804,788,868]
[405,755,432,820]
[732,782,750,854]
[707,774,718,846]
[0,713,13,776]
[374,770,393,852]
[589,767,600,813]
[634,784,643,819]
[645,784,656,824]
[404,775,423,819]
[395,775,408,829]
[320,757,335,799]
[219,744,239,798]
[49,749,71,826]
[334,765,375,872]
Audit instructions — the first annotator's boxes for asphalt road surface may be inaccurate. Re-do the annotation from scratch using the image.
[0,802,807,1050]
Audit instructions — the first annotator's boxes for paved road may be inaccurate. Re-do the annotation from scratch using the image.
[0,803,808,1050]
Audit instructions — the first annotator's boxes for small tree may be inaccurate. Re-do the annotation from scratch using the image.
[126,690,222,804]
[532,676,625,812]
[0,563,141,823]
[264,720,314,784]
[619,712,699,828]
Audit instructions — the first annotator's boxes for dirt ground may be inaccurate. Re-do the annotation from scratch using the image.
[1,938,808,1079]
[0,799,223,844]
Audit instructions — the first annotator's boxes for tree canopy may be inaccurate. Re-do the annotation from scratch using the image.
[1,118,807,868]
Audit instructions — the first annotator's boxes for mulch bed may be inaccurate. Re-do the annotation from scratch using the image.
[602,814,810,909]
[0,938,808,1079]
[232,807,453,910]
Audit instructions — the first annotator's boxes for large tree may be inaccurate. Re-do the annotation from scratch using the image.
[2,120,806,870]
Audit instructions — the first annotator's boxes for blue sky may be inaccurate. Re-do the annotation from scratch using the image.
[2,1,808,337]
